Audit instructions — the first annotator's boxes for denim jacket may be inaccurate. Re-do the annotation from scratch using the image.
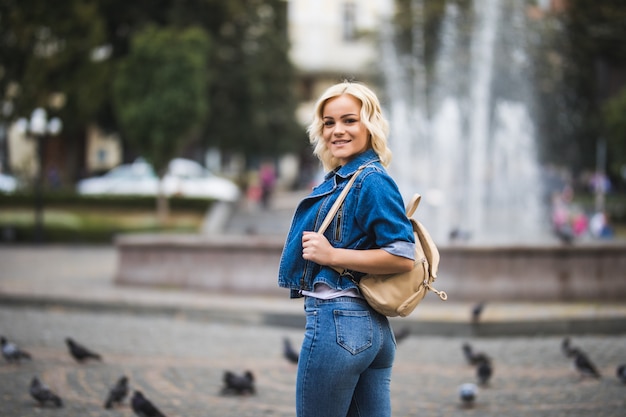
[278,149,416,298]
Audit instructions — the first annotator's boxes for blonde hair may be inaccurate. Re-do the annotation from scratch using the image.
[307,81,392,171]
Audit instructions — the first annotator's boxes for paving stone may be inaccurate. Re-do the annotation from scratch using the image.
[1,307,625,417]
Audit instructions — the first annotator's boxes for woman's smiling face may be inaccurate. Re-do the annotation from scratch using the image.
[322,94,370,166]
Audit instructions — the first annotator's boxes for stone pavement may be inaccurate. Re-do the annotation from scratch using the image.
[1,245,626,417]
[1,304,625,417]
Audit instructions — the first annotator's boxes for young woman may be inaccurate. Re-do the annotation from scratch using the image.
[278,81,416,417]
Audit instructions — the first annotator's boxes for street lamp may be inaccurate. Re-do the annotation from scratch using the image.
[0,101,15,172]
[16,108,63,243]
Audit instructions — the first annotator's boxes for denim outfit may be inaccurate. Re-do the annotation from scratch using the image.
[278,149,415,297]
[278,149,415,417]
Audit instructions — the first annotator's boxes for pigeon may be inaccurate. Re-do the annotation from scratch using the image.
[449,227,472,242]
[554,224,574,245]
[458,382,477,407]
[30,376,63,407]
[561,337,577,358]
[471,302,485,324]
[476,357,493,386]
[572,349,601,379]
[220,370,256,395]
[104,375,129,409]
[283,337,299,365]
[131,390,168,417]
[462,342,490,366]
[616,364,626,384]
[65,337,102,362]
[393,326,411,344]
[1,335,32,363]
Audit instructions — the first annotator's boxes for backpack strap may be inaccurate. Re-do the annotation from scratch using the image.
[407,194,448,301]
[405,194,421,217]
[317,165,365,235]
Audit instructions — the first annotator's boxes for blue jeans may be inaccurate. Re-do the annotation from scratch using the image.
[296,296,396,417]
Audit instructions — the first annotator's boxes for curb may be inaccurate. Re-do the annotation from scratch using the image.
[2,294,625,337]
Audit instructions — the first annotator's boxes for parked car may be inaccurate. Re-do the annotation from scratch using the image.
[76,158,240,202]
[0,173,18,194]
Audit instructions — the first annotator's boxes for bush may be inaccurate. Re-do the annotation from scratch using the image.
[0,193,214,243]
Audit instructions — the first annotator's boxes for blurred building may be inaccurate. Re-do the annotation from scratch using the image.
[287,0,393,125]
[84,125,123,175]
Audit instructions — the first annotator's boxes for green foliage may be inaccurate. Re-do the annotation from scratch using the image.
[112,25,211,175]
[0,193,212,243]
[202,0,304,160]
[1,0,303,184]
[564,0,626,65]
[0,192,216,210]
[603,86,626,175]
[532,0,626,177]
[0,0,111,134]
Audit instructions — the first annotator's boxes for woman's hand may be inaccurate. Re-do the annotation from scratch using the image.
[302,231,335,266]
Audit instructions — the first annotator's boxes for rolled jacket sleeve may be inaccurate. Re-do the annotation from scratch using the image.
[381,240,416,260]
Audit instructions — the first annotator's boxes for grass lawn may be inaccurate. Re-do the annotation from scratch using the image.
[0,206,207,243]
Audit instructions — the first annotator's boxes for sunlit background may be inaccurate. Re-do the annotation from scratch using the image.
[0,0,624,244]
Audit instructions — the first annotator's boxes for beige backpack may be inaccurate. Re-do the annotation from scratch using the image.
[357,194,447,317]
[320,174,448,317]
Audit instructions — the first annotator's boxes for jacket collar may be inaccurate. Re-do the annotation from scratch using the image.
[334,149,380,179]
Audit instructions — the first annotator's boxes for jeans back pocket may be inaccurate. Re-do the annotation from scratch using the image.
[333,310,373,355]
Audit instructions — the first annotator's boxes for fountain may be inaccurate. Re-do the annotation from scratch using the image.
[371,0,626,301]
[383,0,547,244]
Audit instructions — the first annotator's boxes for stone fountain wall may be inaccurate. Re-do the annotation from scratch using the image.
[114,234,626,301]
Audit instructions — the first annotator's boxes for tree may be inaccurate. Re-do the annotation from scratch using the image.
[201,0,303,163]
[0,0,109,124]
[112,25,211,221]
[532,0,626,182]
[603,86,626,177]
[0,0,112,180]
[2,0,302,186]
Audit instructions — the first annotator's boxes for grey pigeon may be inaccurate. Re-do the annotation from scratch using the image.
[283,337,299,364]
[104,375,129,409]
[471,302,485,324]
[616,364,626,384]
[131,390,167,417]
[458,383,477,407]
[449,227,472,242]
[572,349,601,379]
[65,337,102,363]
[221,370,256,395]
[1,335,32,363]
[561,337,577,358]
[462,342,490,366]
[554,223,575,244]
[393,326,411,344]
[476,357,493,386]
[30,376,63,407]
